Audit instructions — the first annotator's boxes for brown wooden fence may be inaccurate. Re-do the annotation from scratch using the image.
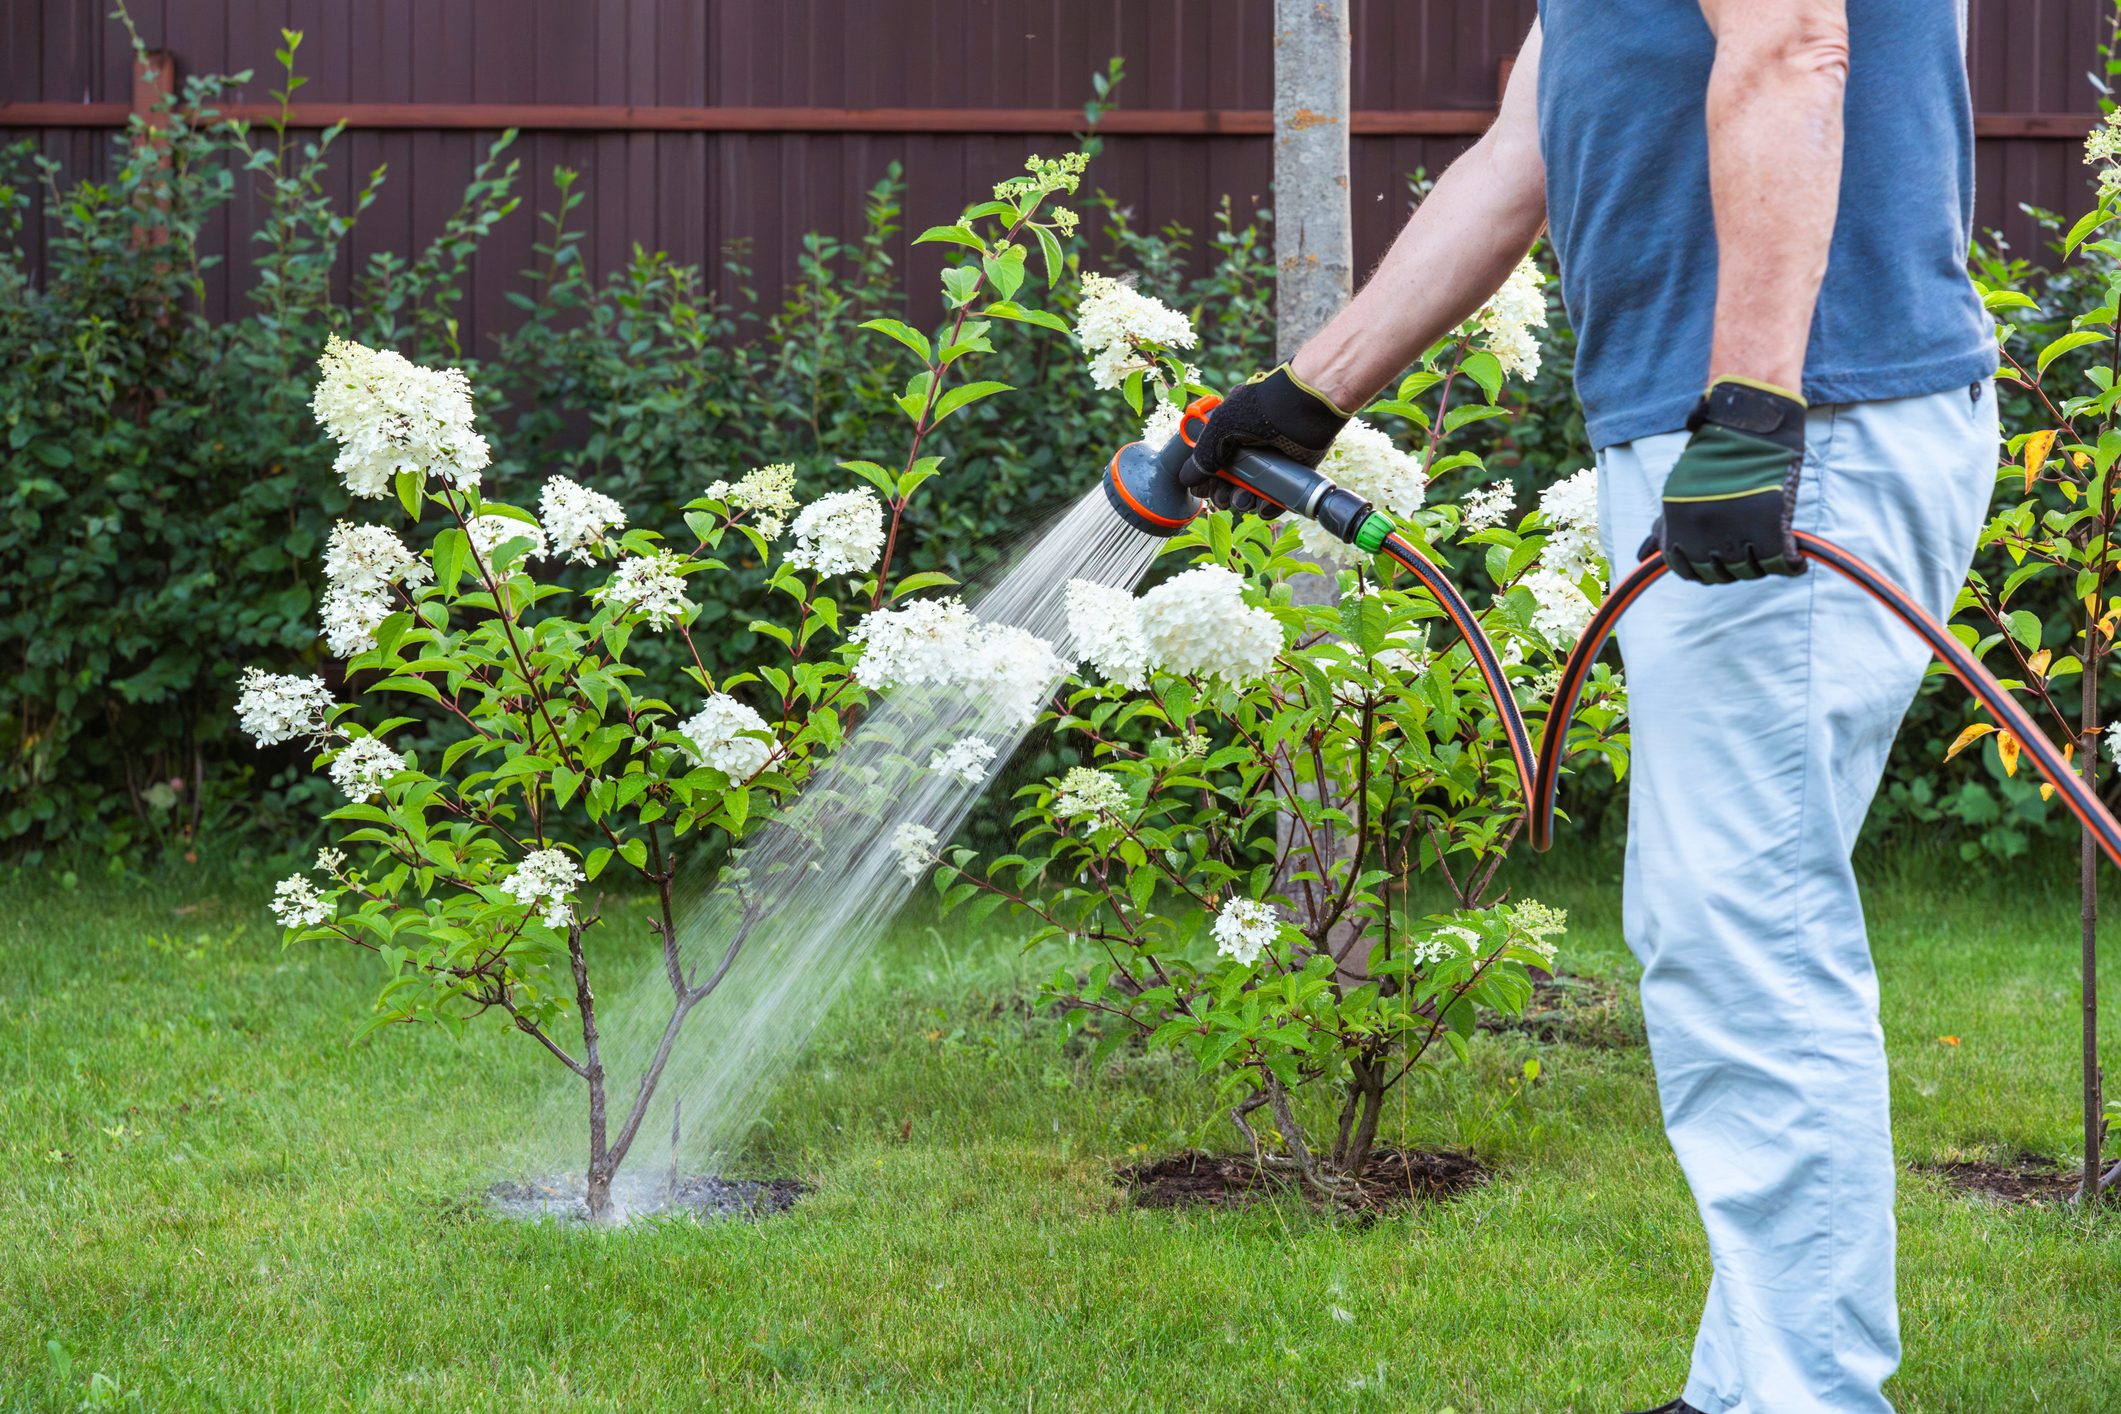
[3,0,2109,351]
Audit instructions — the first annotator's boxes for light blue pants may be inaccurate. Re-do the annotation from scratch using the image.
[1595,382,1998,1413]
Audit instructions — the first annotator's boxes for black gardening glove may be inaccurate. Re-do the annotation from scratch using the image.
[1177,364,1351,519]
[1637,377,1808,583]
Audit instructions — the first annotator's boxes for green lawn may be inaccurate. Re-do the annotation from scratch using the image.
[4,848,2117,1411]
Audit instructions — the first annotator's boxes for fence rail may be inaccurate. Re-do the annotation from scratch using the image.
[6,0,2107,345]
[0,100,2099,140]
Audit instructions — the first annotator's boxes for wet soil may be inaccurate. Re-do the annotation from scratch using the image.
[1913,1152,2086,1205]
[486,1173,808,1223]
[1120,1147,1490,1214]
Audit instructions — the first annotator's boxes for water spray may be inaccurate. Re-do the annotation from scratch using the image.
[1104,396,2121,870]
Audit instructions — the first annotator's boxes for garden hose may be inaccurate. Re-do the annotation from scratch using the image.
[1098,397,2121,873]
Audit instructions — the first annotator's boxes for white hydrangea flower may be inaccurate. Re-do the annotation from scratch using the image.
[235,668,336,747]
[1065,577,1152,689]
[311,335,491,496]
[327,735,405,800]
[1141,398,1186,450]
[1075,272,1196,390]
[598,552,693,630]
[467,513,550,563]
[319,584,393,658]
[889,822,940,883]
[706,463,800,540]
[540,476,626,564]
[1376,628,1430,677]
[1163,731,1210,762]
[1473,258,1548,384]
[1051,766,1128,825]
[316,521,429,657]
[851,596,1062,726]
[1302,418,1427,565]
[1405,926,1473,969]
[316,847,346,875]
[1513,899,1567,968]
[677,693,775,780]
[2088,111,2121,199]
[323,522,429,596]
[851,597,982,692]
[499,848,584,930]
[1536,467,1605,584]
[269,873,333,929]
[1521,568,1596,648]
[1459,481,1517,533]
[2108,719,2121,768]
[929,736,998,784]
[1212,898,1281,967]
[961,623,1066,728]
[1138,565,1283,686]
[786,487,885,578]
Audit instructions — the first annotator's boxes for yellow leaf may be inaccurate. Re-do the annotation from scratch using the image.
[1997,729,2022,777]
[1939,1035,1961,1047]
[2028,648,2052,678]
[2043,743,2075,801]
[2074,451,2092,470]
[2024,428,2059,492]
[1944,721,1996,762]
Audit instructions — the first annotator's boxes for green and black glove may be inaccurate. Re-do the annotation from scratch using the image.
[1638,376,1808,583]
[1179,364,1351,519]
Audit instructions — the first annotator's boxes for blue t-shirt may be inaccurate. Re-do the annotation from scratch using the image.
[1534,0,1994,449]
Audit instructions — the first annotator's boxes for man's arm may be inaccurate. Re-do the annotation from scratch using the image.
[1698,0,1849,392]
[1639,0,1848,582]
[1289,22,1549,411]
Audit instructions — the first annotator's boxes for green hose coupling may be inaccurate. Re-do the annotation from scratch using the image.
[1352,512,1393,553]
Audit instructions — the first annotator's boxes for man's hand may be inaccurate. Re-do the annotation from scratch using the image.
[1178,365,1350,518]
[1639,377,1807,583]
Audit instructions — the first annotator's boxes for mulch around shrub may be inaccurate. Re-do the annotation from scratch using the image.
[485,1174,809,1223]
[1120,1147,1490,1213]
[1914,1152,2085,1205]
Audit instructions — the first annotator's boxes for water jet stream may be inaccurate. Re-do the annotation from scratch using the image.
[518,489,1161,1213]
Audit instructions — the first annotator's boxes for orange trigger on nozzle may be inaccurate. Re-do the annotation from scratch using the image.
[1179,393,1222,448]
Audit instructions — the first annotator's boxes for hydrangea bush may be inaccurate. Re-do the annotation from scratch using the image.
[248,153,1098,1220]
[935,262,1627,1194]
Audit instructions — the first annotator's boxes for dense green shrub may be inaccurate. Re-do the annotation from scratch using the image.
[0,38,1276,864]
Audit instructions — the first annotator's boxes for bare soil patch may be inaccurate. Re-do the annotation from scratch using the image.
[1914,1152,2082,1205]
[1120,1147,1490,1213]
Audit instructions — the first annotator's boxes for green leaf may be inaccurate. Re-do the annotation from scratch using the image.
[889,571,960,601]
[1032,225,1065,287]
[930,380,1012,424]
[432,528,470,595]
[982,300,1071,334]
[1458,350,1504,404]
[1442,403,1510,435]
[859,318,932,364]
[940,265,984,307]
[982,246,1027,301]
[2065,207,2115,258]
[913,223,987,252]
[2037,328,2106,376]
[2006,608,2044,652]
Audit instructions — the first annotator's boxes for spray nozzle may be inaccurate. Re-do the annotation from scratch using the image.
[1099,392,1389,551]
